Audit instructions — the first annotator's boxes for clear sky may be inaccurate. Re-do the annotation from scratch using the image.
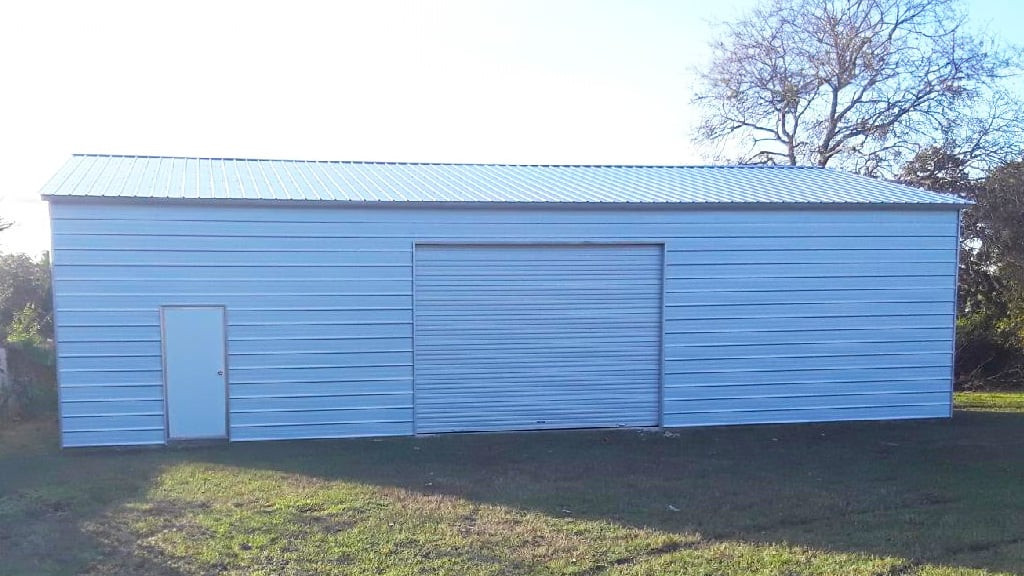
[1,0,1020,255]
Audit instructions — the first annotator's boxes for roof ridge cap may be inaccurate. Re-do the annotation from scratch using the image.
[69,154,823,170]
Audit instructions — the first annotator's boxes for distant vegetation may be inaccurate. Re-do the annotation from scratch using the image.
[898,152,1024,389]
[0,251,55,422]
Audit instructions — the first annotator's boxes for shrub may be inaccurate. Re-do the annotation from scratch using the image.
[0,342,56,424]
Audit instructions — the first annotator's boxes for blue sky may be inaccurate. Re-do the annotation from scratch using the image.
[1,0,1020,254]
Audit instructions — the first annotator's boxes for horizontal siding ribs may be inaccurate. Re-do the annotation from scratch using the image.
[51,204,957,446]
[50,203,961,223]
[230,422,411,441]
[663,404,949,428]
[62,429,165,447]
[54,234,953,251]
[665,360,950,374]
[664,381,949,400]
[666,329,951,346]
[664,391,948,412]
[52,220,957,238]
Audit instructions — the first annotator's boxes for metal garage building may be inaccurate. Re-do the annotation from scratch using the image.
[42,154,968,448]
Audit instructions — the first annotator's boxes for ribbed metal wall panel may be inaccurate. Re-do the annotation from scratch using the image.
[49,203,958,447]
[413,244,662,433]
[660,214,957,426]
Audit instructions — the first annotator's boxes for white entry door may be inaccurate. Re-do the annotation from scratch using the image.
[162,306,228,440]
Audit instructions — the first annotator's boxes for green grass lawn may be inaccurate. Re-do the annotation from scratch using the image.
[955,392,1024,413]
[1,393,1023,575]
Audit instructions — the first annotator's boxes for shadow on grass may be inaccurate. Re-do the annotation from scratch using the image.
[3,410,1023,574]
[196,411,1024,574]
[0,418,189,576]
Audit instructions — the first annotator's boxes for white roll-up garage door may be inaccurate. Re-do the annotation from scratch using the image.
[414,244,663,433]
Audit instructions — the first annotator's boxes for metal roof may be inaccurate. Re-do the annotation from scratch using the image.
[40,154,969,206]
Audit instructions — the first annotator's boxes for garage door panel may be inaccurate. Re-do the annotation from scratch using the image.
[414,244,663,433]
[418,342,662,354]
[417,351,662,362]
[417,325,660,336]
[415,369,661,381]
[417,338,662,347]
[416,382,660,394]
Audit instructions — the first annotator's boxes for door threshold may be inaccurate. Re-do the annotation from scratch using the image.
[167,437,229,448]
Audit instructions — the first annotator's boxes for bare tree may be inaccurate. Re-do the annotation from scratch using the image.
[693,0,1022,175]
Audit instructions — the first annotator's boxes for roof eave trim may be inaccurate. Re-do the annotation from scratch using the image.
[41,195,970,209]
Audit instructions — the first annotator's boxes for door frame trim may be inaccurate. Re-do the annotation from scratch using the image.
[160,305,230,443]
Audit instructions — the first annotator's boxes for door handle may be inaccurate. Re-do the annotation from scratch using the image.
[217,370,224,376]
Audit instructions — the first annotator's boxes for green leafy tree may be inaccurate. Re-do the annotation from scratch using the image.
[694,0,1023,175]
[899,147,975,195]
[973,161,1024,283]
[0,252,55,420]
[7,304,45,348]
[0,252,52,343]
[972,161,1024,369]
[901,150,1024,387]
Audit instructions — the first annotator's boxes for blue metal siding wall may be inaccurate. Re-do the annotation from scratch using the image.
[662,218,956,426]
[49,203,957,447]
